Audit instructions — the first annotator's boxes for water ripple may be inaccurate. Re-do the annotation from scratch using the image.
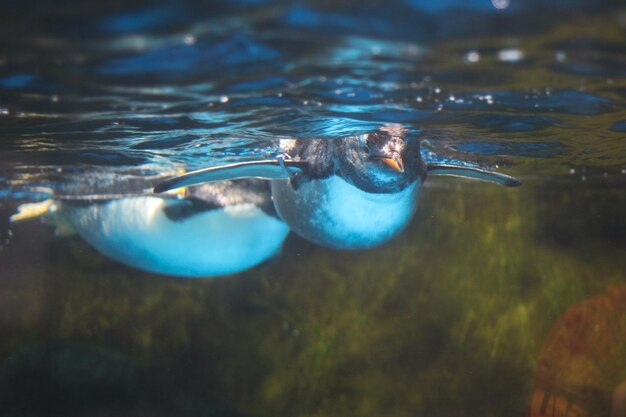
[1,0,625,199]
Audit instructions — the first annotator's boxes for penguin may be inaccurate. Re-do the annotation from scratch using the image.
[11,171,290,277]
[154,124,520,249]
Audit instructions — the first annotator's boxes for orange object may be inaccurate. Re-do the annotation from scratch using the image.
[528,286,626,417]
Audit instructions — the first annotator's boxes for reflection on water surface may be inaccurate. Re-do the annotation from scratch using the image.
[0,0,625,415]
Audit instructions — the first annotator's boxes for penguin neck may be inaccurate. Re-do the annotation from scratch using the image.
[282,137,426,193]
[335,138,426,194]
[285,139,337,179]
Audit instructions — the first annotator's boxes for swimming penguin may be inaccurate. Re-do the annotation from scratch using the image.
[154,125,520,249]
[11,171,290,277]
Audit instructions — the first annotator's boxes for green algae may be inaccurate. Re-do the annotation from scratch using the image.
[1,179,624,416]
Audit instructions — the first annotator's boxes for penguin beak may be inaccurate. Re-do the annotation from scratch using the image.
[378,156,405,173]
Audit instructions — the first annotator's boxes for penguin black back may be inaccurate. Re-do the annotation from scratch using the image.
[286,139,336,179]
[164,179,278,222]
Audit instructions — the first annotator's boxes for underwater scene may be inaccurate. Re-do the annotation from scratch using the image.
[0,0,625,415]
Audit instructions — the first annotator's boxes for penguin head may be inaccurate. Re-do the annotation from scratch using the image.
[336,124,425,193]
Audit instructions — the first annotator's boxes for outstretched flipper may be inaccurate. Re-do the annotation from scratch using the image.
[427,164,521,187]
[154,160,308,193]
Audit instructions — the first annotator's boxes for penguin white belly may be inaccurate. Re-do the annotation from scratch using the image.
[61,196,289,277]
[271,176,420,249]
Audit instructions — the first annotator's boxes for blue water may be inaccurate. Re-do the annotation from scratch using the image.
[0,0,625,416]
[1,0,624,196]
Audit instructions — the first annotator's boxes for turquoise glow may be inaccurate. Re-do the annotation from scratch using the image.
[61,197,289,277]
[272,176,420,249]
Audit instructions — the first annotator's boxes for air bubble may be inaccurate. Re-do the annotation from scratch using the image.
[498,48,524,62]
[464,51,481,63]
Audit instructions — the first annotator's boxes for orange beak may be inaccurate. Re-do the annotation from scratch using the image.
[379,157,405,173]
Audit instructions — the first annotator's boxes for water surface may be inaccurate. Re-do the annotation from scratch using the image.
[0,0,625,416]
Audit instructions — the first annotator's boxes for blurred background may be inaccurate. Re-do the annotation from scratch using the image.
[0,0,625,416]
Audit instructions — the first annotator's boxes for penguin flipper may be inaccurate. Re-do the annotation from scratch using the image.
[427,164,521,187]
[154,160,308,193]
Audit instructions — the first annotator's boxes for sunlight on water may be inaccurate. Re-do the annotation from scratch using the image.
[0,0,625,416]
